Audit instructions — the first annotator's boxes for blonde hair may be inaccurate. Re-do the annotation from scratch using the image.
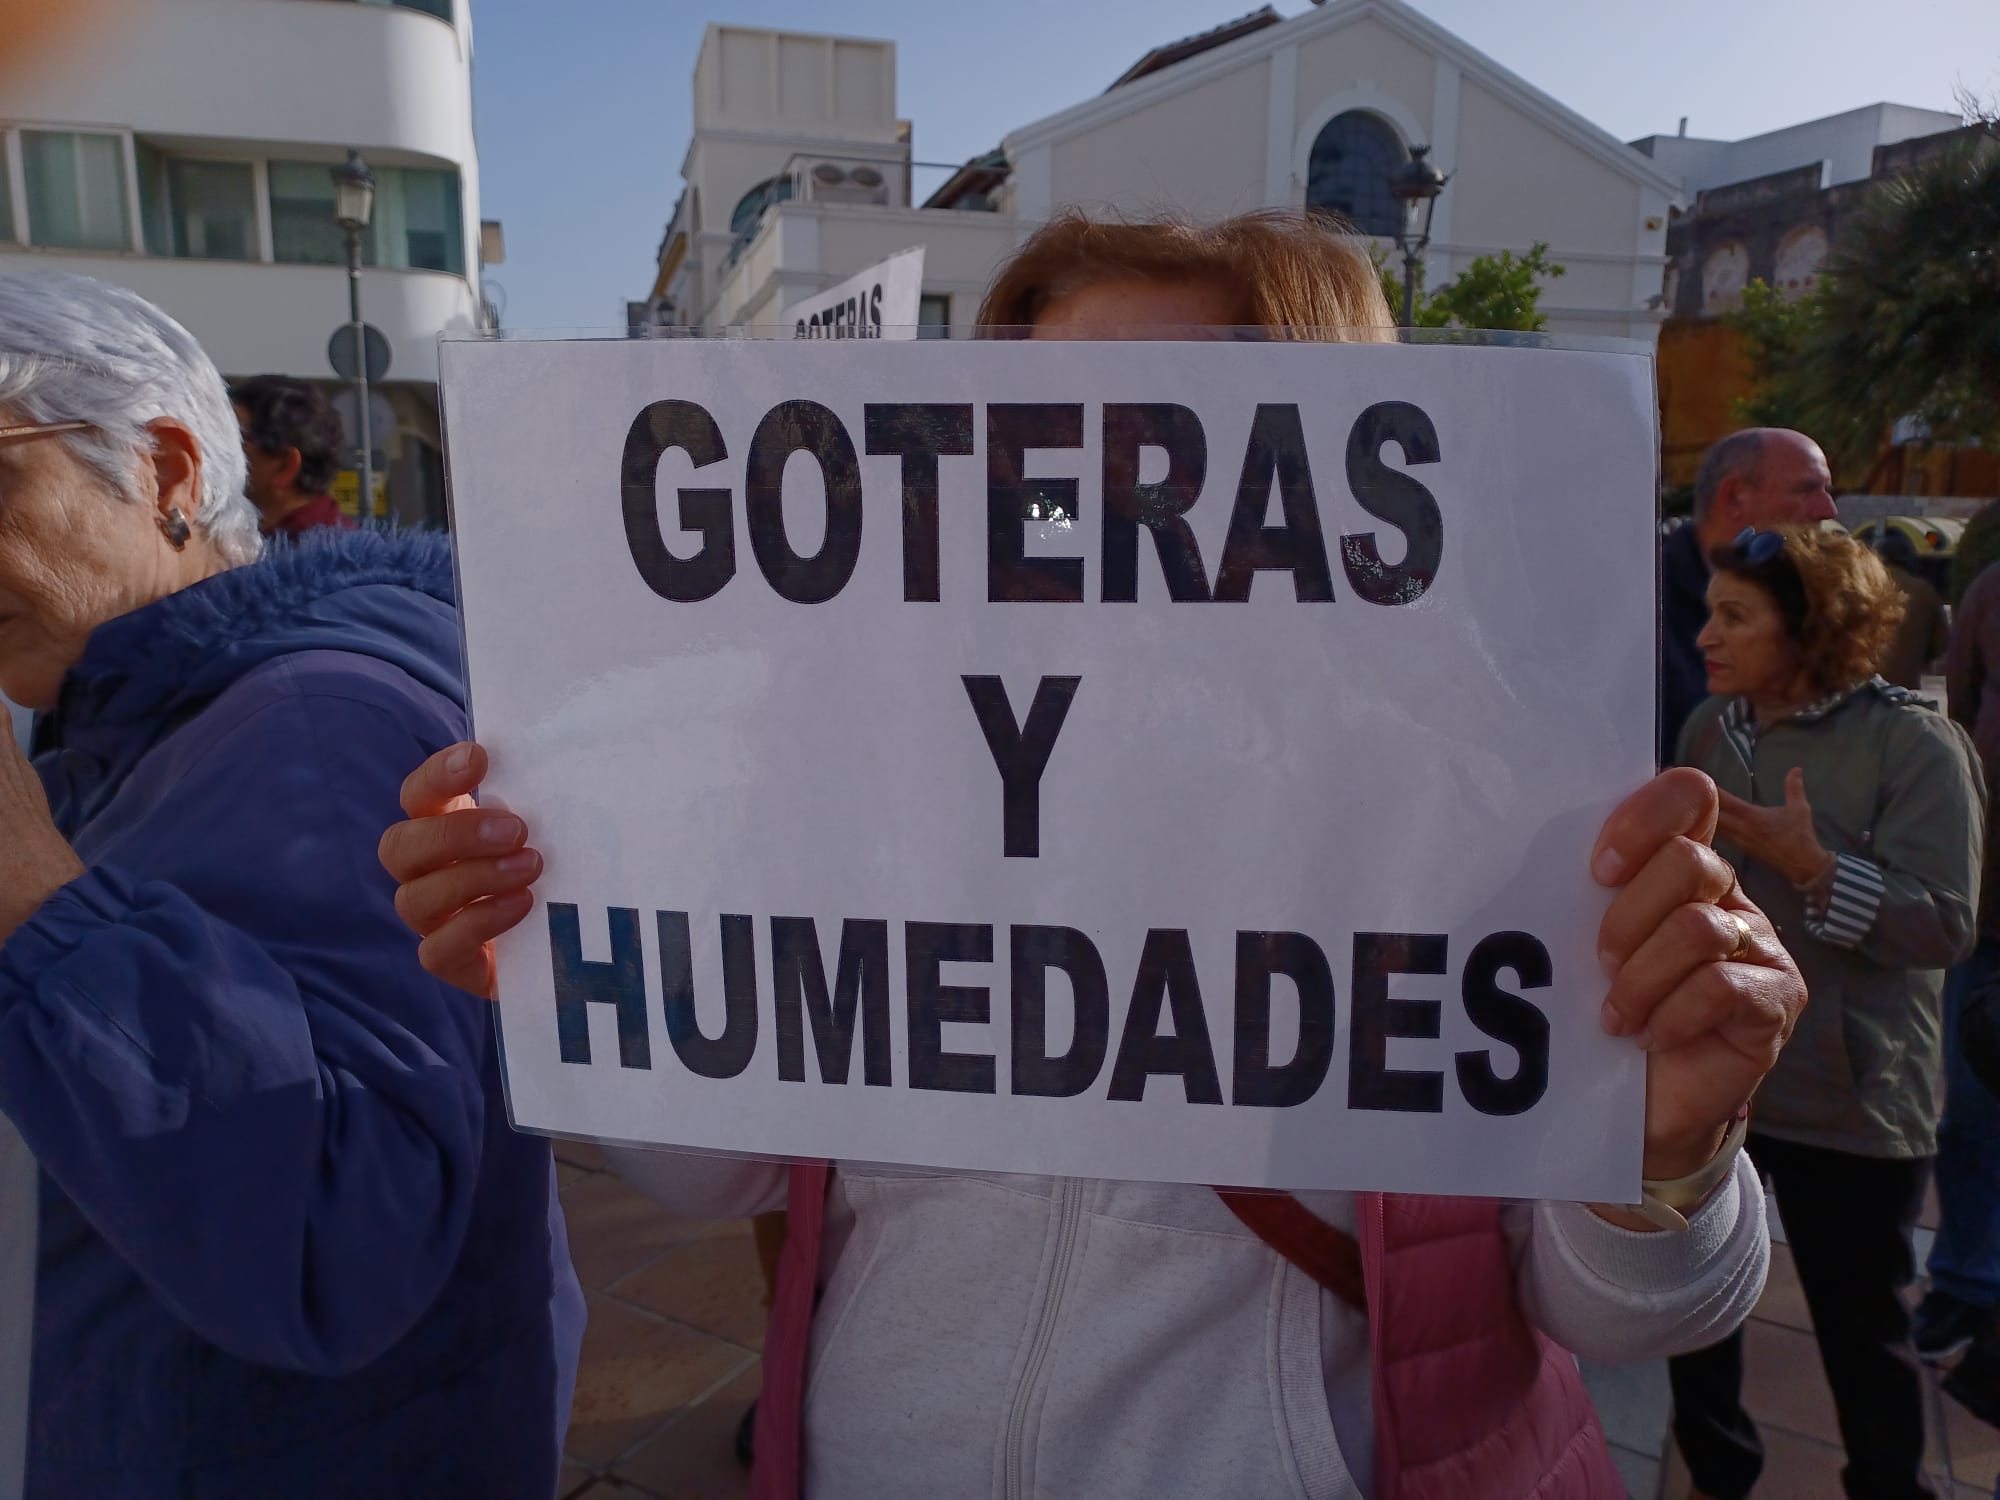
[976,209,1395,338]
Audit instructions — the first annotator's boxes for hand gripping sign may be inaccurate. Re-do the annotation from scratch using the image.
[439,331,1657,1200]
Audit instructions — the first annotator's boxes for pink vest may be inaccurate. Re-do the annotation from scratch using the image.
[753,1164,1622,1500]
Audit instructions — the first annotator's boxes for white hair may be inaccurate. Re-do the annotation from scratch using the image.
[0,271,261,565]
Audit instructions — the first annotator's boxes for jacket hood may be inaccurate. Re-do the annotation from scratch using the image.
[43,528,461,757]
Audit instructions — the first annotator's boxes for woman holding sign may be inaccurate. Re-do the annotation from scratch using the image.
[1670,524,1983,1500]
[385,212,1804,1500]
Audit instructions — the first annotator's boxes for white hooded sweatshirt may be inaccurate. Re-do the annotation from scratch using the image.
[607,1148,1766,1500]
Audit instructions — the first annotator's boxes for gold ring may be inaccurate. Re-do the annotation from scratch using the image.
[1724,912,1754,963]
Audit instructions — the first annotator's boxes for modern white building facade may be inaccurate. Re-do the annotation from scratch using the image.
[1631,103,1964,201]
[642,1,1684,345]
[0,0,486,524]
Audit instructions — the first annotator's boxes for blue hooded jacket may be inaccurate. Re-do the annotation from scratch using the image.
[0,531,583,1498]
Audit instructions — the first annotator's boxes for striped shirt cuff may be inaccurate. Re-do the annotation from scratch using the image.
[1804,853,1886,949]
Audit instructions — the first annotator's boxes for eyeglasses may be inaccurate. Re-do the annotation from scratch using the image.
[0,419,89,447]
[1731,527,1786,566]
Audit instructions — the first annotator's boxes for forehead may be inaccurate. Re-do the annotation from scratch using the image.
[1032,275,1244,337]
[1706,570,1774,608]
[1760,433,1829,478]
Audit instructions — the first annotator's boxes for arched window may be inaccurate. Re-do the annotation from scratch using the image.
[729,176,793,242]
[1774,225,1828,297]
[1702,241,1749,312]
[1305,111,1406,237]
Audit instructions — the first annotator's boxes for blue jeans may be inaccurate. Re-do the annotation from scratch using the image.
[1929,938,2000,1308]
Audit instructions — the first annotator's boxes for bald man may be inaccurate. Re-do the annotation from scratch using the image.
[1659,428,1838,763]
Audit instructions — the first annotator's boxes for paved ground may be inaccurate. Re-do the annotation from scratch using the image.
[551,1139,1999,1500]
[1653,1186,1998,1500]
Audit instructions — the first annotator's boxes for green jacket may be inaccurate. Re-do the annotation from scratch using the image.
[1680,680,1986,1158]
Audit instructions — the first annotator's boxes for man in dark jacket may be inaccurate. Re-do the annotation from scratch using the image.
[232,375,359,538]
[1660,428,1838,763]
[1917,558,2000,1365]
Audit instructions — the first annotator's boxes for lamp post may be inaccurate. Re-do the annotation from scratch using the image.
[1388,145,1449,330]
[331,150,376,521]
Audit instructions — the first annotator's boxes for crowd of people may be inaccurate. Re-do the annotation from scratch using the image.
[0,207,1984,1499]
[1658,429,1999,1500]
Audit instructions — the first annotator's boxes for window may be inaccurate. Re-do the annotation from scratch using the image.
[730,176,792,241]
[21,130,130,251]
[137,148,257,261]
[918,292,950,340]
[1702,242,1749,312]
[269,161,353,266]
[362,0,452,17]
[270,161,464,275]
[1774,225,1828,298]
[1305,112,1405,239]
[372,166,464,274]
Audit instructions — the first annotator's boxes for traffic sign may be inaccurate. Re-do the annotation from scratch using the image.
[328,323,392,382]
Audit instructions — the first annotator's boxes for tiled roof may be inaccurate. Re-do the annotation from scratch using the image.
[1106,5,1284,92]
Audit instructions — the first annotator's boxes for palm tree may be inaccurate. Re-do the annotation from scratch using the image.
[1792,123,2000,474]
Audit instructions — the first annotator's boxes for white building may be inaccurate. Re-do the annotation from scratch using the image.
[0,0,488,525]
[642,1,1684,344]
[1630,102,1963,200]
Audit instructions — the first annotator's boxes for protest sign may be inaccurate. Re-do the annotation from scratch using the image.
[782,246,924,338]
[440,333,1657,1199]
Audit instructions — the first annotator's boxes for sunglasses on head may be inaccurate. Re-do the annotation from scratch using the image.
[1730,528,1786,566]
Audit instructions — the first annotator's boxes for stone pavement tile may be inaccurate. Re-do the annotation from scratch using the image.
[613,1226,770,1352]
[1607,1442,1659,1500]
[566,1292,757,1469]
[1937,1373,2000,1489]
[557,1137,609,1171]
[1757,1242,1813,1334]
[1741,1317,1840,1445]
[558,1460,595,1498]
[562,1172,726,1291]
[1581,1357,1669,1456]
[613,1359,762,1500]
[573,1482,664,1499]
[559,1159,596,1189]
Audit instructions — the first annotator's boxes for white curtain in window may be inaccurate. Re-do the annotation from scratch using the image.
[22,131,128,251]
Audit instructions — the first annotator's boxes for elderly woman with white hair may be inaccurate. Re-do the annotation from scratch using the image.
[0,271,582,1499]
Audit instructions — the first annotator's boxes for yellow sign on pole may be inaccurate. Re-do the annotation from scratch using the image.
[331,470,389,521]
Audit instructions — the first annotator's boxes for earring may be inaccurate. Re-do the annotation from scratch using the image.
[158,509,191,551]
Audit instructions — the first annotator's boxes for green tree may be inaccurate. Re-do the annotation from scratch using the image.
[1727,278,1822,432]
[1787,127,2000,472]
[1375,242,1566,332]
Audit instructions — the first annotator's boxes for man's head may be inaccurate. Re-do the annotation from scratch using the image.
[1692,428,1837,552]
[230,376,343,522]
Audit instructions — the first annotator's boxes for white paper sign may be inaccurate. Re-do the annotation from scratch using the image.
[440,335,1657,1200]
[782,246,925,338]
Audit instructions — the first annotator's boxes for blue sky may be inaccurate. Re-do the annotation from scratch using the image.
[470,0,1999,331]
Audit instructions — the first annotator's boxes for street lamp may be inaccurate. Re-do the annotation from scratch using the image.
[331,149,377,522]
[1388,145,1449,330]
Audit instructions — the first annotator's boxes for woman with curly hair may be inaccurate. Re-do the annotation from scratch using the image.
[1670,524,1986,1500]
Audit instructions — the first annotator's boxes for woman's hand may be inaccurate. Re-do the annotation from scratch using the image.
[0,729,83,941]
[377,742,541,999]
[1590,768,1804,1206]
[1716,767,1835,889]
